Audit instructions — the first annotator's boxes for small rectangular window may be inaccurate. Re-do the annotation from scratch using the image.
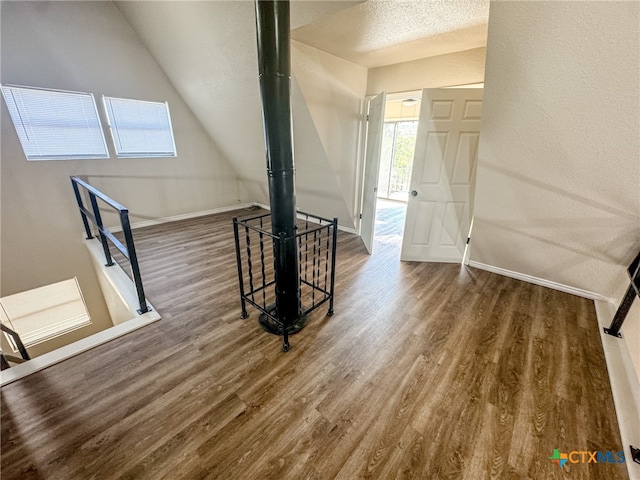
[1,85,109,161]
[0,278,92,351]
[103,96,177,158]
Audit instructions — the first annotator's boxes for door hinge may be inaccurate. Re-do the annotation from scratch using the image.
[366,115,369,121]
[359,213,363,219]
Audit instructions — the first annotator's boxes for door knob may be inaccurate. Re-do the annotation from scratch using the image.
[410,190,418,197]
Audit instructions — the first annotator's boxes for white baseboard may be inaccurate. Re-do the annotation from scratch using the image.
[467,261,612,302]
[338,225,357,234]
[111,203,255,232]
[595,300,640,480]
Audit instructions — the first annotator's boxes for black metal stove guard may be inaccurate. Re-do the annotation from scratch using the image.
[233,211,337,352]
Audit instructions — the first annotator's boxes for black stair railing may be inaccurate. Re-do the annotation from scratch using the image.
[604,249,640,338]
[603,249,640,467]
[1,323,30,370]
[234,212,337,351]
[70,176,150,314]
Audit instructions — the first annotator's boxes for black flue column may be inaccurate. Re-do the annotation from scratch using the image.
[255,0,300,351]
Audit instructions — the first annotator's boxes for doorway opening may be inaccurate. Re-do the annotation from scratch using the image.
[373,94,421,253]
[361,87,483,262]
[378,120,418,202]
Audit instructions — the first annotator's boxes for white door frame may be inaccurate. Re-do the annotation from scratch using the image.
[357,90,423,249]
[359,92,386,254]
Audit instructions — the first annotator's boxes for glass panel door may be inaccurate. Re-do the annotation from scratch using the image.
[376,120,418,202]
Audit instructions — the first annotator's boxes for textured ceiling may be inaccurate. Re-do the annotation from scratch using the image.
[290,0,365,29]
[291,0,490,67]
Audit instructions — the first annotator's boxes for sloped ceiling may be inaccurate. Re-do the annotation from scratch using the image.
[115,1,362,221]
[115,0,489,227]
[114,1,267,205]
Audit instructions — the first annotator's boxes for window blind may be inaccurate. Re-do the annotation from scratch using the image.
[103,96,176,158]
[1,85,109,160]
[0,278,92,351]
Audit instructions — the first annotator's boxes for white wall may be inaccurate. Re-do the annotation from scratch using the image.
[117,1,359,229]
[366,47,486,96]
[0,1,240,354]
[471,1,639,373]
[292,41,368,228]
[290,80,355,226]
[115,1,268,203]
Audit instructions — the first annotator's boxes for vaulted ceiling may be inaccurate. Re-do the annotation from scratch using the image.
[115,0,489,226]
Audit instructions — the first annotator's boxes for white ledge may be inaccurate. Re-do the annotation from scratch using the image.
[595,300,640,480]
[1,239,160,387]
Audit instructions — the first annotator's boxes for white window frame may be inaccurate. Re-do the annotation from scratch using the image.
[0,278,92,351]
[1,84,109,161]
[103,96,177,158]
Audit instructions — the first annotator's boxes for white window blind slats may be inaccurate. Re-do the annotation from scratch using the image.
[0,278,92,351]
[1,85,109,160]
[103,97,176,158]
[1,85,178,160]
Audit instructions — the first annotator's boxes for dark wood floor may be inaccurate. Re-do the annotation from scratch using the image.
[1,207,627,480]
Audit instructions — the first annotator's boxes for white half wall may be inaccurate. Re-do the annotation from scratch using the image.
[619,277,640,386]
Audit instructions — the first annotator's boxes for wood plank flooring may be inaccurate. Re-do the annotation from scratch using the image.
[0,207,628,479]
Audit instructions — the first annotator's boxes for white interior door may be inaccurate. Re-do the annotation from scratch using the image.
[360,92,386,254]
[400,88,483,262]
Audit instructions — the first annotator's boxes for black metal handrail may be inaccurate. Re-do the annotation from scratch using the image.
[605,249,640,337]
[70,176,150,314]
[1,323,30,370]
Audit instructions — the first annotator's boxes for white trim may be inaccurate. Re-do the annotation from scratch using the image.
[338,225,357,235]
[110,203,357,235]
[110,203,254,232]
[467,260,613,302]
[385,90,422,101]
[253,202,270,211]
[353,98,368,234]
[595,300,640,480]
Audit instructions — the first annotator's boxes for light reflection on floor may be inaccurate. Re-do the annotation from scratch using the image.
[374,198,407,250]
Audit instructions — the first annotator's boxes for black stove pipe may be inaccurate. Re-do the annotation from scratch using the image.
[255,0,300,349]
